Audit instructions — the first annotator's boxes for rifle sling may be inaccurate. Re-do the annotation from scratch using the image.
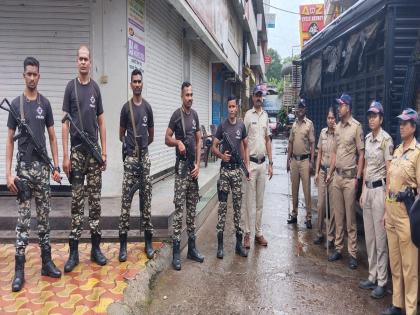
[128,99,140,159]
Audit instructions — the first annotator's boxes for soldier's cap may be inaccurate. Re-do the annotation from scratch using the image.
[253,85,266,96]
[336,93,352,107]
[297,99,306,108]
[367,101,383,114]
[397,108,418,121]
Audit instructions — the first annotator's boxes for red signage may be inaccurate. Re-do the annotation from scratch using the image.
[299,4,325,47]
[264,55,272,64]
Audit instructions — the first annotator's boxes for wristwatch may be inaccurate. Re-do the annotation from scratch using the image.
[53,166,61,173]
[269,161,273,166]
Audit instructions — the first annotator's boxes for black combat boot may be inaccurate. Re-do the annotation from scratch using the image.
[119,233,128,262]
[41,245,61,278]
[235,232,248,257]
[172,239,181,271]
[187,235,204,263]
[144,230,154,259]
[91,234,107,266]
[64,239,79,273]
[216,231,224,259]
[12,255,25,292]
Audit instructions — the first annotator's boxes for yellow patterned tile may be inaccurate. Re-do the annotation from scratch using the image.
[73,305,91,315]
[33,301,60,315]
[60,293,83,309]
[56,284,77,298]
[28,280,51,294]
[79,278,100,291]
[16,308,32,315]
[109,281,126,295]
[85,287,106,302]
[32,291,54,305]
[91,297,114,313]
[3,297,29,312]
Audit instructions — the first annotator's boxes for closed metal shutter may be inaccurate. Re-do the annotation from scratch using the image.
[144,0,184,175]
[191,40,210,132]
[0,0,91,186]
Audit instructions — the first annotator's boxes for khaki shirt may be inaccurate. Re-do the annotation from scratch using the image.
[388,138,420,193]
[364,128,393,182]
[244,107,271,158]
[334,116,364,170]
[317,127,334,167]
[289,117,315,156]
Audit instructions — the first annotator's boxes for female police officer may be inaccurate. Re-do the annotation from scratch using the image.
[382,108,420,315]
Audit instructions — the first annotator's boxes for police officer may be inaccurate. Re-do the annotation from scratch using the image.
[7,57,62,292]
[358,101,392,299]
[62,45,107,271]
[313,107,336,248]
[118,69,154,262]
[381,108,420,315]
[211,96,249,259]
[326,93,364,269]
[165,81,204,270]
[286,99,315,229]
[243,85,273,248]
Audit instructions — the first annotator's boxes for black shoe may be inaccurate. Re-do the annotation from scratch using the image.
[11,255,25,292]
[359,279,376,290]
[328,251,342,262]
[91,234,107,266]
[381,305,402,315]
[172,239,181,271]
[144,230,154,259]
[313,235,324,245]
[64,239,79,273]
[235,232,248,257]
[371,285,386,299]
[305,220,312,229]
[40,245,61,278]
[187,235,204,263]
[119,233,127,262]
[287,216,297,224]
[216,231,224,259]
[349,256,358,270]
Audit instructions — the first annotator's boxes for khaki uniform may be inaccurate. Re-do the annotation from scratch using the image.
[244,108,271,237]
[362,128,393,287]
[332,117,364,258]
[316,128,335,241]
[386,138,420,315]
[289,117,315,220]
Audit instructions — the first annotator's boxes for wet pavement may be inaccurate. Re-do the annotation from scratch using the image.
[144,136,390,315]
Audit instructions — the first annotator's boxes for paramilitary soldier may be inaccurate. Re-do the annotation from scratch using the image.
[7,57,62,292]
[62,45,108,271]
[381,108,420,315]
[327,93,364,270]
[165,81,204,271]
[287,99,315,229]
[211,96,250,259]
[118,68,154,261]
[359,101,393,299]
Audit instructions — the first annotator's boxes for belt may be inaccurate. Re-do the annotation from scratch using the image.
[365,179,385,189]
[335,168,356,178]
[320,165,329,173]
[387,192,400,202]
[221,163,240,170]
[293,154,310,161]
[250,156,265,164]
[127,148,148,157]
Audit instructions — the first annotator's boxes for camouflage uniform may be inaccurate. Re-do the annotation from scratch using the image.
[119,152,153,233]
[172,160,199,241]
[15,161,51,256]
[69,146,102,240]
[216,167,243,234]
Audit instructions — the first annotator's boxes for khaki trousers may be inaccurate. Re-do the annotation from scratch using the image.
[385,200,418,315]
[244,162,266,237]
[316,170,335,241]
[332,174,357,258]
[290,159,311,220]
[362,186,388,286]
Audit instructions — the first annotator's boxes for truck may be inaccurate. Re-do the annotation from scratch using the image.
[300,0,420,142]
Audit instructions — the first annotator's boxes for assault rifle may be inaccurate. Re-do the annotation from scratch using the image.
[0,98,61,183]
[222,131,249,178]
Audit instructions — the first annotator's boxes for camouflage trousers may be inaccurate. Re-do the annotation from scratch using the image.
[119,152,153,234]
[15,161,51,256]
[172,160,199,241]
[216,167,243,234]
[69,146,102,240]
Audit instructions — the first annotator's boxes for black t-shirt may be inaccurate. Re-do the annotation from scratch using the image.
[120,99,154,150]
[7,94,54,155]
[215,118,247,164]
[168,108,200,158]
[62,78,104,145]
